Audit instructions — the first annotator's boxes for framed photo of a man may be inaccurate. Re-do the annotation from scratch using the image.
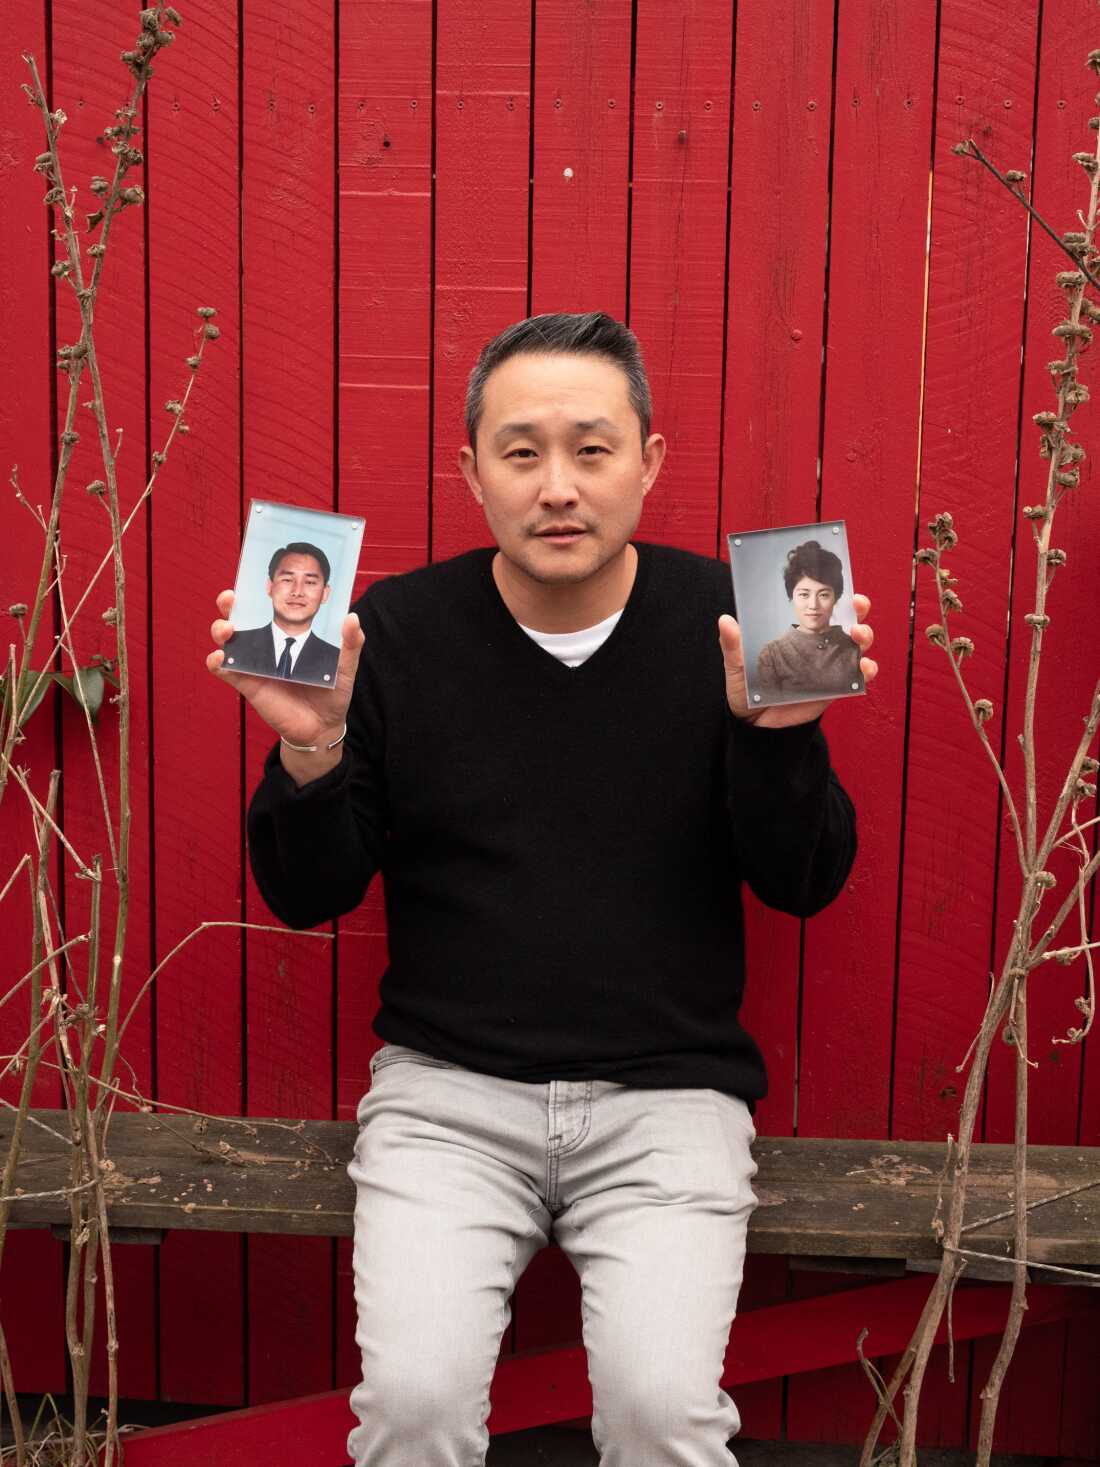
[727,520,865,710]
[223,500,365,689]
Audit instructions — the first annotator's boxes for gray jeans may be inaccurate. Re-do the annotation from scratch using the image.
[347,1044,759,1466]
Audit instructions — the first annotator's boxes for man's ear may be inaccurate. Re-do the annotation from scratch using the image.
[457,445,484,506]
[265,579,274,599]
[321,584,332,603]
[640,433,667,498]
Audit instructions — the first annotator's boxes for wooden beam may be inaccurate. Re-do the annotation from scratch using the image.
[105,1278,1090,1464]
[8,1113,1099,1266]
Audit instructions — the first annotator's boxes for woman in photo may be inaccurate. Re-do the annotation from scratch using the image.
[754,539,862,699]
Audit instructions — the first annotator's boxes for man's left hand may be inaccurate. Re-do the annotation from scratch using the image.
[718,594,877,728]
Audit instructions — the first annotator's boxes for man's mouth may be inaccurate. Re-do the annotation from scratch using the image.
[534,525,588,543]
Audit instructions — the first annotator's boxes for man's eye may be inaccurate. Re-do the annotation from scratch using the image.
[580,445,609,455]
[506,449,535,459]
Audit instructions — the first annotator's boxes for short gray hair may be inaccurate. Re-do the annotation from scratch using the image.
[464,311,652,455]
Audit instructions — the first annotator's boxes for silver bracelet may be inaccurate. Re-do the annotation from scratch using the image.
[280,723,347,754]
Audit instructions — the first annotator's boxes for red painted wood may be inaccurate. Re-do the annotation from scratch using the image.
[884,0,1040,1446]
[51,0,157,1400]
[339,0,433,587]
[789,0,939,1441]
[721,0,834,1138]
[629,0,733,557]
[105,1279,1083,1465]
[429,0,532,562]
[718,7,837,1427]
[0,0,67,1392]
[146,0,245,1407]
[979,1,1096,1450]
[528,0,632,319]
[240,0,337,1405]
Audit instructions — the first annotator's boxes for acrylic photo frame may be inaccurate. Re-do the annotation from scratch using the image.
[222,499,365,690]
[727,520,864,710]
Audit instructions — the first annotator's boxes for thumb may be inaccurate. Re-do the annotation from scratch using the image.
[717,612,743,668]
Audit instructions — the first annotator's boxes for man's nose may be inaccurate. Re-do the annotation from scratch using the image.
[538,457,579,505]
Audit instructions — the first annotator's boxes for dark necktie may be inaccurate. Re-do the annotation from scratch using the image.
[276,636,294,678]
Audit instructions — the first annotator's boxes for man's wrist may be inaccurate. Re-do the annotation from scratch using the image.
[279,738,345,788]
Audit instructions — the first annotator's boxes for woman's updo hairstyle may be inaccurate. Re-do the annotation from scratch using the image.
[782,539,844,599]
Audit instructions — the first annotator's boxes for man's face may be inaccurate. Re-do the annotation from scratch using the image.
[266,552,331,631]
[457,352,665,588]
[791,575,836,633]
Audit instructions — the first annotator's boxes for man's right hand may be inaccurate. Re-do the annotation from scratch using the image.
[207,589,366,786]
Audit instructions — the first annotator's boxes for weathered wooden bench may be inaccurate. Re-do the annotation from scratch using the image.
[6,1110,1099,1466]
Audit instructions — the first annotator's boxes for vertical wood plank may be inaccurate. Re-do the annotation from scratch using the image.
[721,0,834,1140]
[429,0,531,562]
[1,0,67,1394]
[51,0,156,1400]
[789,0,939,1441]
[528,0,632,319]
[981,0,1100,1446]
[884,3,1041,1446]
[334,0,435,1389]
[629,0,733,556]
[148,0,245,1406]
[241,0,336,1404]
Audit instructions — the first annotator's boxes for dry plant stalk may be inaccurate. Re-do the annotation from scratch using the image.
[0,7,214,1463]
[859,50,1100,1467]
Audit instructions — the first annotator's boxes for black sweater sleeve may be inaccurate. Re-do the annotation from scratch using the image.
[245,649,388,930]
[724,713,856,917]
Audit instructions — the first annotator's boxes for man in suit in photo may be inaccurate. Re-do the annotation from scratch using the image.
[223,541,342,686]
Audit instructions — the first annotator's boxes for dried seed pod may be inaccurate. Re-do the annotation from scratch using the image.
[974,699,994,723]
[1056,470,1080,487]
[1022,505,1048,519]
[186,354,201,369]
[152,450,166,466]
[86,480,106,496]
[1046,547,1066,566]
[119,185,145,206]
[1034,871,1057,889]
[164,400,184,416]
[1073,152,1099,173]
[1065,384,1090,405]
[1056,270,1086,288]
[196,306,217,319]
[165,7,183,23]
[1090,50,1100,73]
[950,636,974,657]
[33,152,53,174]
[1082,756,1099,774]
[60,430,79,446]
[1061,441,1086,461]
[140,7,159,30]
[102,607,118,626]
[1024,613,1050,628]
[1039,437,1052,459]
[943,589,963,612]
[90,176,110,196]
[914,547,937,566]
[9,603,29,618]
[1053,321,1093,342]
[1075,780,1098,801]
[951,141,971,156]
[50,261,71,277]
[926,624,947,647]
[203,323,220,340]
[88,244,106,258]
[1004,169,1026,184]
[1047,359,1072,374]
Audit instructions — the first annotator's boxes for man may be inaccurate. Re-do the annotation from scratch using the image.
[208,312,875,1466]
[222,541,341,685]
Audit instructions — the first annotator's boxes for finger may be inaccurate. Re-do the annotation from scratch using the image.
[717,612,743,665]
[852,593,870,622]
[849,621,874,654]
[206,647,246,690]
[340,611,364,651]
[860,656,879,686]
[210,616,237,647]
[216,588,235,618]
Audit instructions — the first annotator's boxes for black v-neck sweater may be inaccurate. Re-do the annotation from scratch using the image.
[247,542,857,1100]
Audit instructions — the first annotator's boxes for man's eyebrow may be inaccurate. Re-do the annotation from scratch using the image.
[491,417,623,443]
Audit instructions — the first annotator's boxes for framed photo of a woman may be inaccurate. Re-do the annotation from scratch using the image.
[727,522,865,710]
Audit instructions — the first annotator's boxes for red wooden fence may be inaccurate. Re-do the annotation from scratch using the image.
[2,0,1098,1455]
